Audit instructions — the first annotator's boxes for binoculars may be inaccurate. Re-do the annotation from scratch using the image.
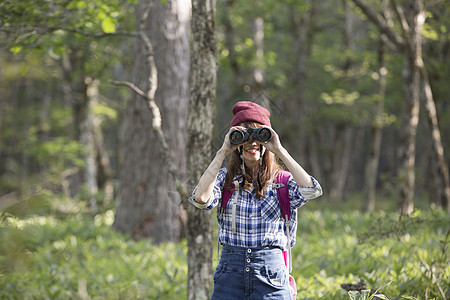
[229,127,272,145]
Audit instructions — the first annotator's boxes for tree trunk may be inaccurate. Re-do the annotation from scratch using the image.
[251,17,270,108]
[0,70,4,161]
[186,0,216,299]
[364,35,387,212]
[114,0,190,243]
[289,0,317,165]
[419,60,450,210]
[81,77,99,210]
[329,124,353,203]
[86,78,115,206]
[398,1,424,215]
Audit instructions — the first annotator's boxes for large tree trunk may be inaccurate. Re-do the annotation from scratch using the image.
[186,1,216,299]
[364,35,387,212]
[187,0,216,298]
[114,0,190,243]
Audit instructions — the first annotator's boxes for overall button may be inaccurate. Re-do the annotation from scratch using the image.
[247,249,252,253]
[245,267,250,272]
[247,258,251,263]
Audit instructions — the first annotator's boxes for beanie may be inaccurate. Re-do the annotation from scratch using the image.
[230,101,271,128]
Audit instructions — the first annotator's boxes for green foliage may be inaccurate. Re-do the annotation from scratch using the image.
[0,210,187,299]
[0,207,448,299]
[348,290,389,300]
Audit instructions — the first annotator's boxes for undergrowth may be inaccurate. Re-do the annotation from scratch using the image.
[0,201,448,299]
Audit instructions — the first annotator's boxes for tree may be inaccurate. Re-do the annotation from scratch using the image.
[113,0,190,242]
[185,0,217,298]
[364,34,387,212]
[349,0,450,214]
[0,0,131,209]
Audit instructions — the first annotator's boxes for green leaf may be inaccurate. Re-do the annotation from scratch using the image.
[101,16,116,33]
[10,46,22,53]
[348,291,362,300]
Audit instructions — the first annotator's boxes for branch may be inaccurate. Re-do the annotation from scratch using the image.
[390,0,411,45]
[349,0,405,50]
[109,80,146,98]
[109,4,187,200]
[54,27,139,38]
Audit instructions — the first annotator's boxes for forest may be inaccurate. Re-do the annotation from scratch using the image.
[0,0,449,299]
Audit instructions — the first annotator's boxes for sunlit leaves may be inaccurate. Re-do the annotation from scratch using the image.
[101,16,116,33]
[1,0,129,49]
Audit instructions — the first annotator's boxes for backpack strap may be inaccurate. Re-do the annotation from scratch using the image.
[276,170,291,221]
[275,170,292,273]
[220,183,235,218]
[220,180,239,233]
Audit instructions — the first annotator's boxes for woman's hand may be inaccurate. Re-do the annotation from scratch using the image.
[259,126,283,155]
[220,126,245,155]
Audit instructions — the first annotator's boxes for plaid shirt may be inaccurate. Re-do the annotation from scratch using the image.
[190,168,323,250]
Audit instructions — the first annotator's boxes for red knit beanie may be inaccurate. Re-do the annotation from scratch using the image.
[230,101,271,128]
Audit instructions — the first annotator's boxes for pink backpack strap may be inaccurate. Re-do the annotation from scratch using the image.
[220,183,235,216]
[275,170,292,271]
[276,170,291,221]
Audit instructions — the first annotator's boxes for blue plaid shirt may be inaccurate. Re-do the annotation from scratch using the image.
[190,168,323,250]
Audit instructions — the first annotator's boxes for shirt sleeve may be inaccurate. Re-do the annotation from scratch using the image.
[188,168,228,210]
[288,175,323,209]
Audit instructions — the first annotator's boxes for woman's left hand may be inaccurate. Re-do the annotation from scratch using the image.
[260,126,283,155]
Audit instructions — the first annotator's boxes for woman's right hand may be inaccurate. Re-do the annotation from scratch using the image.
[220,126,244,155]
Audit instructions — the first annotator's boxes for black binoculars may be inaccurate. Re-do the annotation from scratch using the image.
[229,127,272,145]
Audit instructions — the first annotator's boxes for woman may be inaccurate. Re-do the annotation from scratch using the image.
[189,101,323,299]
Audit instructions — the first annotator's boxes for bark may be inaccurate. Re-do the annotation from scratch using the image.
[364,35,387,212]
[86,78,114,206]
[114,0,190,243]
[398,1,424,215]
[420,61,450,210]
[80,77,98,210]
[186,0,216,298]
[0,70,4,161]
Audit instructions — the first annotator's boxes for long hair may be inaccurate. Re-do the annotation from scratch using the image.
[224,122,284,198]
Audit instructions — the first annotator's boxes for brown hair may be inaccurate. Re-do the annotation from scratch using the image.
[224,123,284,198]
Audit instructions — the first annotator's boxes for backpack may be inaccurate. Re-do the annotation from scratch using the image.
[220,170,297,297]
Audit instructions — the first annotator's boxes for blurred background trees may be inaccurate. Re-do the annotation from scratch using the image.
[1,0,449,243]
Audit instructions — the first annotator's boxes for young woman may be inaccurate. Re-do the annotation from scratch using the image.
[189,101,323,299]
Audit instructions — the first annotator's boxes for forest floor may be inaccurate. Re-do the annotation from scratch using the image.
[0,196,448,299]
